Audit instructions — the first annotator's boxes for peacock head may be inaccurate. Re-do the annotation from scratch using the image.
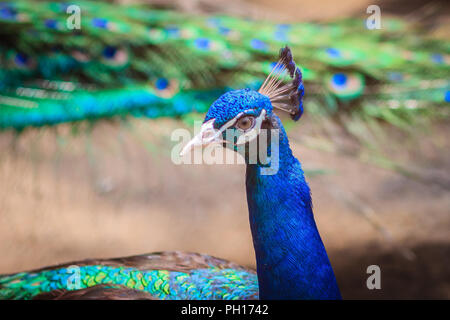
[181,46,304,156]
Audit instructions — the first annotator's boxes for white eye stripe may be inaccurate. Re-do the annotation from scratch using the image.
[221,110,264,130]
[180,109,267,156]
[221,111,245,130]
[197,114,242,145]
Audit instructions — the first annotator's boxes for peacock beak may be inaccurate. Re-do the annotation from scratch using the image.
[180,119,225,156]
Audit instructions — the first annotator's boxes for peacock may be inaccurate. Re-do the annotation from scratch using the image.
[0,46,342,300]
[0,0,448,132]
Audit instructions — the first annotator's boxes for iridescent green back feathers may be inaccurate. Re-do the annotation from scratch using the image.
[0,252,258,300]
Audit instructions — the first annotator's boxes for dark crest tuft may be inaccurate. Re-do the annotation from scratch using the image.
[258,46,304,121]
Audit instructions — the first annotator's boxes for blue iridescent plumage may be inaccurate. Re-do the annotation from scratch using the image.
[246,116,340,299]
[205,88,272,128]
[201,51,341,297]
[0,264,258,300]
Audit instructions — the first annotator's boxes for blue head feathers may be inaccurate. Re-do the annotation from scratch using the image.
[181,46,305,158]
[179,46,340,300]
[205,89,272,128]
[184,46,305,160]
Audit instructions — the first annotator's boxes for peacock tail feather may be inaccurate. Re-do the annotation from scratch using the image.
[0,0,448,131]
[0,252,258,300]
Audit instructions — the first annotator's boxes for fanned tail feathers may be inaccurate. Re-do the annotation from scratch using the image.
[0,0,448,131]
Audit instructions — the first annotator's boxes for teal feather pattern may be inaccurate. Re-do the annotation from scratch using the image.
[0,83,224,129]
[0,266,258,300]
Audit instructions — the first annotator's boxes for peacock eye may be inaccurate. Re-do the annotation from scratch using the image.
[235,116,255,131]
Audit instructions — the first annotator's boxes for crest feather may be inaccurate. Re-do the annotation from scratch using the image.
[258,46,304,121]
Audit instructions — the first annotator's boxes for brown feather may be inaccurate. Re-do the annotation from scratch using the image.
[33,284,158,300]
[21,251,255,274]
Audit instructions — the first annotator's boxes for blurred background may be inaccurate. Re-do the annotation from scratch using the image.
[0,0,449,299]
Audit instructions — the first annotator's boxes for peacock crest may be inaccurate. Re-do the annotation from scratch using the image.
[258,46,304,121]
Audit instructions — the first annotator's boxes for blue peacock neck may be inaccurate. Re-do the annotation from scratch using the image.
[245,116,341,299]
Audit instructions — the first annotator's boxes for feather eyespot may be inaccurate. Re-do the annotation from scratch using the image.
[150,78,179,98]
[0,5,18,21]
[44,19,62,30]
[0,5,28,22]
[430,53,450,65]
[101,46,129,68]
[9,52,36,71]
[326,72,365,100]
[250,39,269,52]
[190,38,225,53]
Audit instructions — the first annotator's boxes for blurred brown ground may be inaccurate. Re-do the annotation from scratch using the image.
[0,0,449,299]
[1,116,449,299]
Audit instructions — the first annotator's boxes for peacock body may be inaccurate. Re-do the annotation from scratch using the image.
[0,0,448,131]
[0,46,342,300]
[0,252,258,300]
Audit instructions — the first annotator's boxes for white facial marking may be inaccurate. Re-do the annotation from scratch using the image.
[180,119,219,156]
[180,109,266,156]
